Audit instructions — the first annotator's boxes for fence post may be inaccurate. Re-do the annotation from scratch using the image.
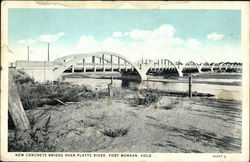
[189,74,192,98]
[8,74,30,130]
[111,76,113,85]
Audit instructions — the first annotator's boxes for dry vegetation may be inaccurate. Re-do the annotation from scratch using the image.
[11,69,109,110]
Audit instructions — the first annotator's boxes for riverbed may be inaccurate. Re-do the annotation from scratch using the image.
[64,73,242,101]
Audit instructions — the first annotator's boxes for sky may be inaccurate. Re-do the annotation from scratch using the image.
[8,9,241,63]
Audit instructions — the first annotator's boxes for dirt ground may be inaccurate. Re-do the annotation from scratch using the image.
[8,92,241,153]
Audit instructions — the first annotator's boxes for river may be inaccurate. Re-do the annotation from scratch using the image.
[64,73,242,101]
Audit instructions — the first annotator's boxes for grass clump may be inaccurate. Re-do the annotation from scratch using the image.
[101,125,129,138]
[133,89,159,105]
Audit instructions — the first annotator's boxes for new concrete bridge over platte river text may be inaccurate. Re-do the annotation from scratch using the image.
[12,51,242,82]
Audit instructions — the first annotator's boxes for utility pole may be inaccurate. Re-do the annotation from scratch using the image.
[141,53,144,64]
[27,45,29,61]
[47,43,50,61]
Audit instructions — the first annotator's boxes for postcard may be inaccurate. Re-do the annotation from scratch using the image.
[1,1,249,161]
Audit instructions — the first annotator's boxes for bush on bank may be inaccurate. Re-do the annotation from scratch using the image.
[133,89,160,105]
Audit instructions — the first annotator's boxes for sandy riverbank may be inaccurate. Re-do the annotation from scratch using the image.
[9,92,241,153]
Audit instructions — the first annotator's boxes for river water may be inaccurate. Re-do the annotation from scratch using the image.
[64,73,242,101]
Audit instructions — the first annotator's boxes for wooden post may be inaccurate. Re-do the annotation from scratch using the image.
[83,59,86,72]
[92,56,96,72]
[102,54,105,72]
[189,75,192,98]
[8,75,30,130]
[111,55,113,72]
[111,76,113,85]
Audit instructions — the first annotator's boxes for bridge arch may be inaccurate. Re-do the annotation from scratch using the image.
[210,62,220,71]
[142,58,183,77]
[225,64,233,70]
[54,51,147,81]
[219,63,227,70]
[182,61,199,73]
[199,62,211,72]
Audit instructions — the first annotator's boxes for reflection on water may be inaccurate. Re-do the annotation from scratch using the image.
[122,78,242,101]
[64,76,242,101]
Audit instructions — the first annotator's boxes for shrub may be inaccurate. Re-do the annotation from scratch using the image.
[16,81,108,109]
[11,69,108,109]
[101,125,129,138]
[13,69,34,84]
[133,89,159,105]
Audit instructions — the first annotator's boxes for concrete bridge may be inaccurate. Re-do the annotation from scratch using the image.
[12,51,242,82]
[135,58,242,77]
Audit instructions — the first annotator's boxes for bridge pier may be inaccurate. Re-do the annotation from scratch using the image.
[177,70,183,77]
[198,67,202,73]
